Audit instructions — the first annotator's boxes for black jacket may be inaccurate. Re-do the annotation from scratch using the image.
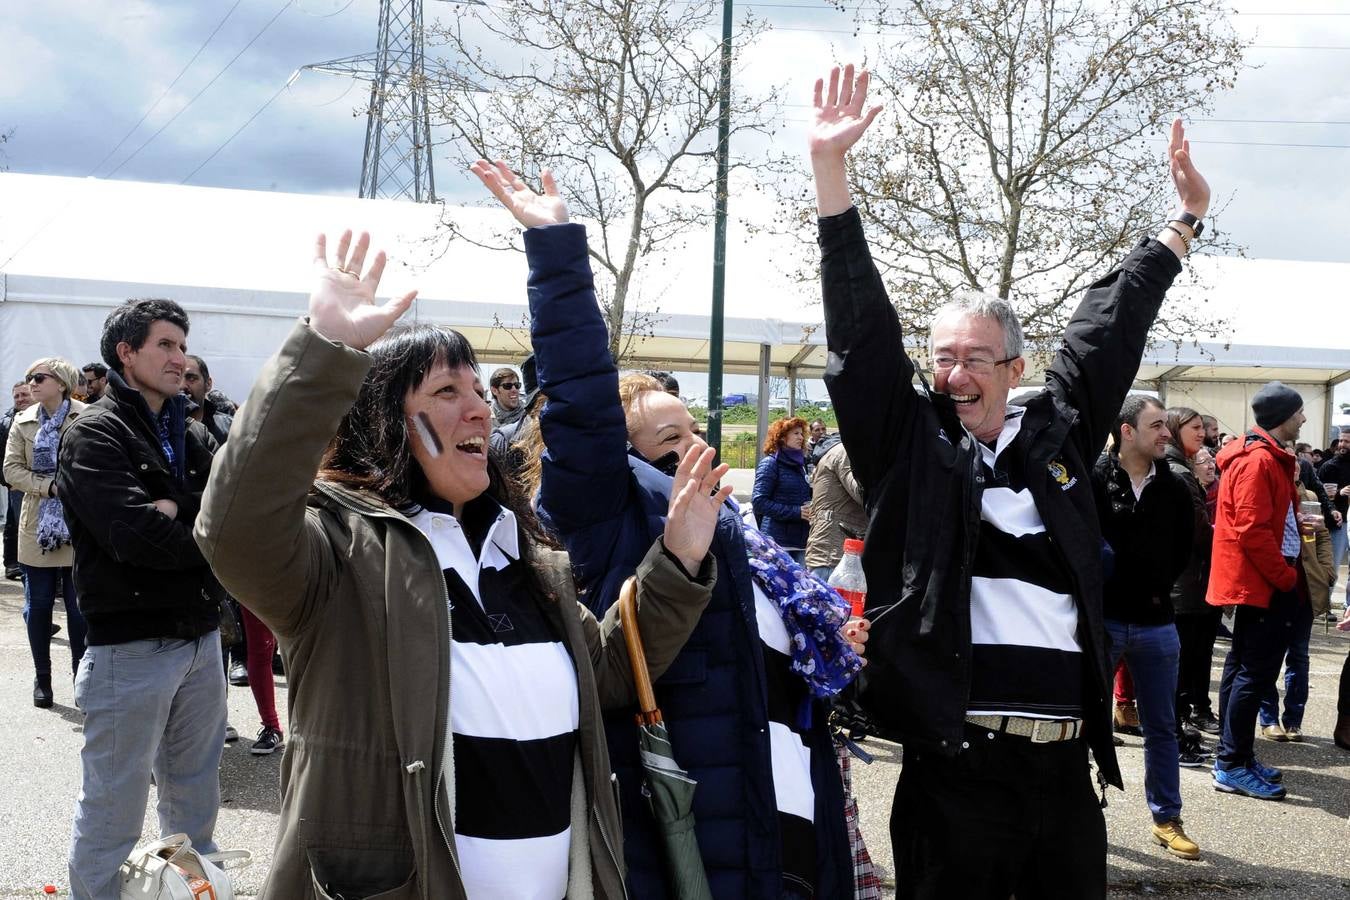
[1092,451,1195,625]
[1164,444,1213,616]
[57,371,219,645]
[0,407,15,488]
[819,206,1182,790]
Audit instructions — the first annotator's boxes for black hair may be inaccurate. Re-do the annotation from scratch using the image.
[1111,394,1165,447]
[82,362,108,378]
[100,298,190,374]
[187,355,211,381]
[644,370,680,395]
[318,324,556,553]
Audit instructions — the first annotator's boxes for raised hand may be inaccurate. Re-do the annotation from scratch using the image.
[309,230,417,351]
[470,160,569,229]
[1167,118,1210,219]
[809,64,883,162]
[664,445,735,576]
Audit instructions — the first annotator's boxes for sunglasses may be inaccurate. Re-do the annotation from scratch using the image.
[26,373,54,385]
[496,382,522,391]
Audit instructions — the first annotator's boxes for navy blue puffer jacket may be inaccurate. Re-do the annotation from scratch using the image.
[752,452,811,549]
[525,223,851,900]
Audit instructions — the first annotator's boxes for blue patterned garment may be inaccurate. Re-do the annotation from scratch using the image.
[32,400,72,552]
[741,524,863,700]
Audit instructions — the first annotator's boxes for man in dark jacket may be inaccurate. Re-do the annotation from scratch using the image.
[809,65,1209,897]
[58,298,223,900]
[183,354,234,446]
[2,381,33,579]
[1318,428,1350,608]
[1091,396,1197,858]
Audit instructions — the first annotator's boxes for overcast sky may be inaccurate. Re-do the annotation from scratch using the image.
[4,0,1349,403]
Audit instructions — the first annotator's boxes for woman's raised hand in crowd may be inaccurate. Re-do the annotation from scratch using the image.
[663,445,735,577]
[309,231,417,351]
[470,160,569,229]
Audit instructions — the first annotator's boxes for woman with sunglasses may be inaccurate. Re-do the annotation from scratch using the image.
[195,230,725,899]
[3,358,89,707]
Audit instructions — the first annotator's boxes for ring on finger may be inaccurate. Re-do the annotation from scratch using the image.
[334,265,360,277]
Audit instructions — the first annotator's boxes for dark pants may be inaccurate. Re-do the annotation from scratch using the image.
[890,725,1106,899]
[1338,648,1350,717]
[1216,589,1301,771]
[2,489,20,570]
[1175,608,1221,720]
[22,564,87,678]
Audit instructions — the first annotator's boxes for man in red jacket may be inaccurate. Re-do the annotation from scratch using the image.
[1207,381,1306,801]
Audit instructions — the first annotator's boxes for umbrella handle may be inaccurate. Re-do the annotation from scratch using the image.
[618,575,662,724]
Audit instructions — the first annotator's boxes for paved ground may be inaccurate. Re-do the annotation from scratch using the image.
[1,574,1347,898]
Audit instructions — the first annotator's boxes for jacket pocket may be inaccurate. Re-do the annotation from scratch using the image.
[307,846,416,899]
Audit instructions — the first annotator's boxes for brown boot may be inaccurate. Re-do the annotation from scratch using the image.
[1114,701,1142,736]
[1335,716,1350,752]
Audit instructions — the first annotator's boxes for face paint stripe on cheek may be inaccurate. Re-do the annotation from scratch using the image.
[412,411,444,458]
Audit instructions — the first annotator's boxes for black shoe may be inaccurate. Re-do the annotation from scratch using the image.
[251,726,285,756]
[228,661,249,687]
[1214,621,1233,642]
[33,675,53,709]
[272,651,284,677]
[50,622,61,637]
[1190,712,1221,735]
[1181,722,1202,742]
[1179,747,1210,768]
[4,565,22,581]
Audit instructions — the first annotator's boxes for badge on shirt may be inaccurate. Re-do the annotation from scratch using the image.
[1048,460,1078,491]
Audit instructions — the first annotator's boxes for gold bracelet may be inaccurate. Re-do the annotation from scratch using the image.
[1164,223,1191,253]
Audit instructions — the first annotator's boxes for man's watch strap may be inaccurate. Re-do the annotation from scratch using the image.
[1172,211,1204,238]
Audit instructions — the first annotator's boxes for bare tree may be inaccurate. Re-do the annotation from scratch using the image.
[779,0,1245,351]
[425,0,783,360]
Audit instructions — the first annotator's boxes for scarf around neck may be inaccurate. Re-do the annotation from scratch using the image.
[33,400,72,552]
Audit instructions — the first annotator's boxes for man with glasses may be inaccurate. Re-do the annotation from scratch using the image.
[80,363,108,403]
[488,366,525,428]
[809,64,1210,896]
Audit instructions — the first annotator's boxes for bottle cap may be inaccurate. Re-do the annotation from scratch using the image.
[843,538,864,554]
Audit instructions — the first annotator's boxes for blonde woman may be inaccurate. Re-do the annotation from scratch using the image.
[3,357,88,707]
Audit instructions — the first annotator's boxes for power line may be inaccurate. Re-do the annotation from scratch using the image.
[181,70,301,184]
[88,0,246,177]
[104,0,295,179]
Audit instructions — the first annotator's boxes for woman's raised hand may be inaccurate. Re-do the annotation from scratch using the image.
[470,160,569,228]
[664,445,735,577]
[309,231,417,351]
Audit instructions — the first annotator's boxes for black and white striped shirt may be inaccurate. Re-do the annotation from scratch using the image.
[411,497,578,900]
[966,408,1084,720]
[752,582,817,895]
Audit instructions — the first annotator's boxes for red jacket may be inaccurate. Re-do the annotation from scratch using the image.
[1206,427,1300,608]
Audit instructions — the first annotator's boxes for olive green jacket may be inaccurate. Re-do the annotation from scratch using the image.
[195,320,714,900]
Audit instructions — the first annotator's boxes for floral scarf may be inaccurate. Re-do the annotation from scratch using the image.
[32,400,71,552]
[741,524,862,702]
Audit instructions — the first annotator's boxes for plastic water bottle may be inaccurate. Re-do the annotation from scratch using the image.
[827,538,867,619]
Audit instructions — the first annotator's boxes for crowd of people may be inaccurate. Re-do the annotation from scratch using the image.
[1,64,1349,899]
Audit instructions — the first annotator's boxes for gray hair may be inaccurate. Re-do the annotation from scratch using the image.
[928,290,1025,360]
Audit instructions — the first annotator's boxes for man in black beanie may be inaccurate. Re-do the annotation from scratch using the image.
[1206,380,1305,801]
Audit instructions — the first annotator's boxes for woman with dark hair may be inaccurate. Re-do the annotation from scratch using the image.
[1163,406,1219,741]
[476,160,870,900]
[3,356,88,707]
[753,416,814,564]
[195,230,726,900]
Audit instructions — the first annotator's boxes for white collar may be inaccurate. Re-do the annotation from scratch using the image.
[408,503,520,607]
[979,404,1026,467]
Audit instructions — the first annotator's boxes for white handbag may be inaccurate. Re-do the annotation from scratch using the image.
[119,833,251,900]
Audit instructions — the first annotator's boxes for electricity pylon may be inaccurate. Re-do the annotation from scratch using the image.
[306,0,474,202]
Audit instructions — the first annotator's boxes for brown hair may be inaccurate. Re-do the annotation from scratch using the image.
[617,372,665,436]
[1165,406,1201,456]
[763,416,808,456]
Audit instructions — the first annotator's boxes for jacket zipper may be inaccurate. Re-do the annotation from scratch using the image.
[316,488,463,888]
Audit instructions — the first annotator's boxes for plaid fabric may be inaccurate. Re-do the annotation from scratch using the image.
[836,738,883,900]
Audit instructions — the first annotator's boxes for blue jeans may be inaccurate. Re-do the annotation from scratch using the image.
[1104,619,1182,823]
[1216,590,1300,771]
[68,633,226,900]
[1258,593,1314,729]
[21,563,86,678]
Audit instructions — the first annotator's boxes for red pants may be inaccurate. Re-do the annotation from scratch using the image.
[241,605,281,732]
[1114,659,1135,704]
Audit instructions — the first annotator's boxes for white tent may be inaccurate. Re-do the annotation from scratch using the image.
[1,172,1346,442]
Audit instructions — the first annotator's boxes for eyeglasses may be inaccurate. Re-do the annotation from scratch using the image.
[26,373,53,385]
[496,382,522,391]
[931,355,1019,375]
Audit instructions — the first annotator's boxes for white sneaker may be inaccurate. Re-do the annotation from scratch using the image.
[224,724,239,743]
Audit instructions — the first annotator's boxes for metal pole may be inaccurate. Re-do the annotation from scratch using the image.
[756,343,771,466]
[705,0,734,460]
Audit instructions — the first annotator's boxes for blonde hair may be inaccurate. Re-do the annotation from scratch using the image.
[617,372,665,435]
[26,357,81,399]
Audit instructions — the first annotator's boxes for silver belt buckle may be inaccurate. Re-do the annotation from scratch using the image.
[1030,719,1065,743]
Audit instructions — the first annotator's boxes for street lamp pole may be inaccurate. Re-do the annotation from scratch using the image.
[705,0,734,460]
